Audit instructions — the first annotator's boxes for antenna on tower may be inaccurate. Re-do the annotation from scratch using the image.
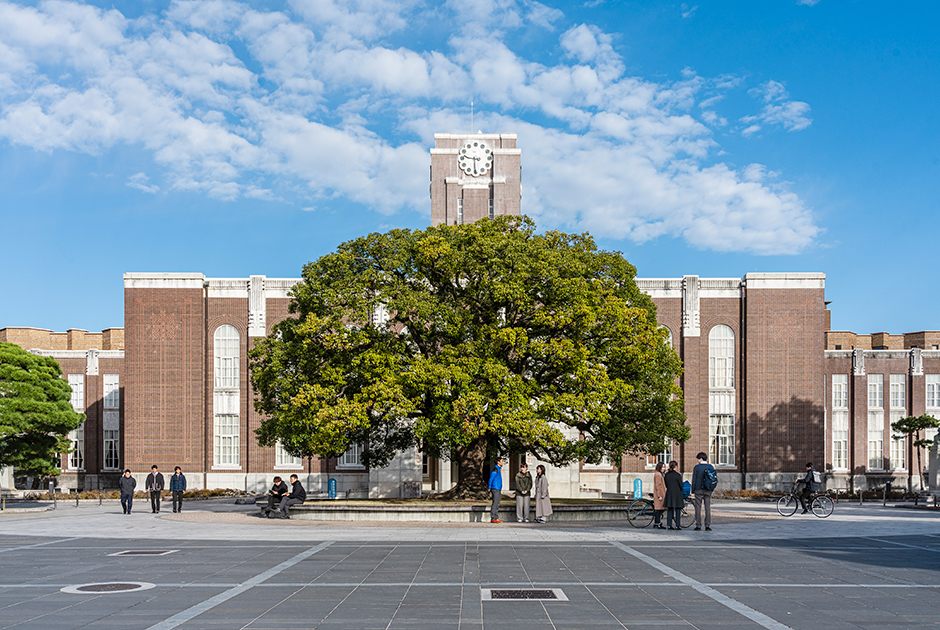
[470,100,474,133]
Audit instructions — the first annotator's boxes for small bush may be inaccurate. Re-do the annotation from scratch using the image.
[713,488,770,500]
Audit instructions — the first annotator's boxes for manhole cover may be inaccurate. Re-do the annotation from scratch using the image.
[109,550,178,556]
[481,588,567,601]
[61,582,156,595]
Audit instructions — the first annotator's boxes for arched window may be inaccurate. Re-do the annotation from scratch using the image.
[214,325,240,467]
[708,325,735,466]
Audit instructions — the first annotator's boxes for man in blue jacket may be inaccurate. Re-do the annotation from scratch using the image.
[169,466,186,513]
[488,457,504,523]
[691,452,716,531]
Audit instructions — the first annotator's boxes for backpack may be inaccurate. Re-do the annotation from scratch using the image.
[812,470,822,484]
[703,464,718,491]
[682,480,692,498]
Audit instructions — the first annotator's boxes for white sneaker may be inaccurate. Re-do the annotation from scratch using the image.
[517,518,523,522]
[524,519,530,522]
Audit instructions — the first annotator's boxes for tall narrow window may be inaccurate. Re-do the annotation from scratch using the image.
[66,374,84,470]
[457,199,463,225]
[927,374,940,445]
[488,198,494,220]
[832,374,848,470]
[214,325,240,467]
[103,374,120,470]
[868,374,884,470]
[708,325,735,466]
[889,374,906,469]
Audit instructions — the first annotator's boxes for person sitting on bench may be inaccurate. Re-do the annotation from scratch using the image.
[266,476,289,513]
[278,474,307,519]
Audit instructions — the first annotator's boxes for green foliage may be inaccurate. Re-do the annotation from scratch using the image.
[250,216,688,474]
[891,414,940,450]
[0,342,84,476]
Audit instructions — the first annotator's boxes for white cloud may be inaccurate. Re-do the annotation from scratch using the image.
[0,0,819,254]
[681,4,698,18]
[797,0,820,5]
[127,172,159,193]
[741,80,812,135]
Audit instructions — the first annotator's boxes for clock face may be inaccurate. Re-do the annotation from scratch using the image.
[457,140,493,177]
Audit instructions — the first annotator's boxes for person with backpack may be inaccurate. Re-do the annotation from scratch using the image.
[798,462,819,514]
[691,452,717,531]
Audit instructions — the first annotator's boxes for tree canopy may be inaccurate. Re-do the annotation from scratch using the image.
[0,342,84,477]
[250,216,688,495]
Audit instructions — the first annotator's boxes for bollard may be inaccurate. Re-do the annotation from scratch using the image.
[75,488,79,508]
[859,486,863,506]
[53,488,57,510]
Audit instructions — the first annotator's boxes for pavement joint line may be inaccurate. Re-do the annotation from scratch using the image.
[144,541,333,630]
[4,581,940,589]
[610,541,793,630]
[864,537,940,553]
[0,537,80,554]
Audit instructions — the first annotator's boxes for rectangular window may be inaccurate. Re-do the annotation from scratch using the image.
[68,423,84,470]
[338,443,363,468]
[275,441,301,468]
[457,199,463,225]
[103,374,120,409]
[889,374,906,410]
[832,410,849,470]
[926,374,940,409]
[67,374,84,412]
[214,414,239,467]
[488,198,494,220]
[709,415,735,466]
[868,410,884,470]
[832,374,848,410]
[104,429,120,470]
[868,374,883,409]
[889,409,906,470]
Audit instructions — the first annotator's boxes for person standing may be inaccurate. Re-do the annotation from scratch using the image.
[169,466,186,513]
[691,452,716,531]
[664,461,684,530]
[652,461,667,529]
[146,465,165,514]
[798,462,818,514]
[514,462,533,523]
[534,464,552,523]
[277,474,307,519]
[118,469,136,515]
[489,457,504,523]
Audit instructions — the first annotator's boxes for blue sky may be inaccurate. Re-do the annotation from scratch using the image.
[1,0,938,335]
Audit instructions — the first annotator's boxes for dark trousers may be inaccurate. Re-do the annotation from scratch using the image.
[121,493,133,513]
[654,509,664,525]
[800,487,813,512]
[490,489,501,520]
[667,507,681,528]
[150,491,162,513]
[278,496,303,517]
[267,495,282,510]
[694,491,712,527]
[172,491,183,512]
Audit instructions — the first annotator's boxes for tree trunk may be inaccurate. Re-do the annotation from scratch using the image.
[431,437,491,500]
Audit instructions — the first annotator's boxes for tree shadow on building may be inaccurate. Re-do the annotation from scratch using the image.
[747,395,825,478]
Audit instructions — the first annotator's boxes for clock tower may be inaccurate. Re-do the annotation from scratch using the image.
[430,133,521,227]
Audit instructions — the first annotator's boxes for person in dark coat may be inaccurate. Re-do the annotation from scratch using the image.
[664,461,684,530]
[514,463,533,523]
[267,476,289,512]
[146,465,165,514]
[169,466,186,513]
[278,474,306,519]
[118,469,136,514]
[652,461,667,529]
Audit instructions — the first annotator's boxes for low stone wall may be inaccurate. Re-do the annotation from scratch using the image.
[265,501,635,523]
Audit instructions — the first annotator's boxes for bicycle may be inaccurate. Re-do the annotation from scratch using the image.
[626,494,694,529]
[776,482,834,518]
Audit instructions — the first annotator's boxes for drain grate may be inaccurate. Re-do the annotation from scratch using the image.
[109,550,178,557]
[481,588,568,601]
[61,582,156,595]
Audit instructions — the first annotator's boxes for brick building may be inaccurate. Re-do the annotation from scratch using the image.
[3,131,938,495]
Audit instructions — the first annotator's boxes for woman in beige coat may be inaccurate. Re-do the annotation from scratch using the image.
[534,465,552,523]
[652,461,667,529]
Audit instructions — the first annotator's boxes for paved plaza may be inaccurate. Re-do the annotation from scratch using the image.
[0,501,938,629]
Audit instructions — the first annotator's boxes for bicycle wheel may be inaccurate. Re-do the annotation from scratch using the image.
[811,496,834,518]
[776,495,798,516]
[678,503,694,529]
[626,499,654,528]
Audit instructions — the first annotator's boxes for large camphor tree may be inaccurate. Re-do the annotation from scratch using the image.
[250,216,688,498]
[0,342,84,478]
